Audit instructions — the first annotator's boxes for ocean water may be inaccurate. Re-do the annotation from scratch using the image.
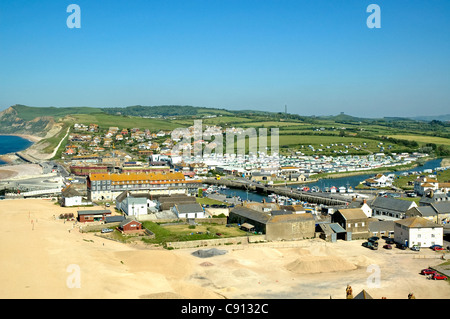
[0,135,33,165]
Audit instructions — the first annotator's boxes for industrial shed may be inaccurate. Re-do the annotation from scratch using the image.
[228,206,315,241]
[316,222,350,242]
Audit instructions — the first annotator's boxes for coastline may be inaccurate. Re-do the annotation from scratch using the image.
[0,134,41,165]
[0,133,43,143]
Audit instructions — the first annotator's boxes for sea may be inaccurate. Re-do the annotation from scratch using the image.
[0,135,33,165]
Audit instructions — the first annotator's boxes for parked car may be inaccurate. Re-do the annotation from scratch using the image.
[396,243,407,250]
[363,241,378,250]
[430,245,444,251]
[385,238,395,244]
[101,228,113,233]
[411,245,420,251]
[368,236,380,243]
[383,244,392,249]
[431,273,448,280]
[421,269,436,275]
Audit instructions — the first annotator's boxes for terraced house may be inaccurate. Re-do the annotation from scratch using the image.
[87,172,201,201]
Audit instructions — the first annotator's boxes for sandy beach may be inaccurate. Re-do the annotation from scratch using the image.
[0,163,43,180]
[0,198,449,299]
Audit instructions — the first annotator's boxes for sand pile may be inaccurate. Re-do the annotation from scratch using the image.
[286,256,357,274]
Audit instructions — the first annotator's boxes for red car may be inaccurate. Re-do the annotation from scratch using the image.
[432,273,448,280]
[383,244,392,249]
[433,246,445,251]
[421,269,436,275]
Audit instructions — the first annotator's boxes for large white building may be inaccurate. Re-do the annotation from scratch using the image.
[394,216,443,248]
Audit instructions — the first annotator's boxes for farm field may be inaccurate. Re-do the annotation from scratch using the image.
[387,135,450,146]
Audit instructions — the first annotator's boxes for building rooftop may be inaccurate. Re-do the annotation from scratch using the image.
[395,216,442,228]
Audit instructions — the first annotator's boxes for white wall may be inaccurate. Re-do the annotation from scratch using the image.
[395,224,443,247]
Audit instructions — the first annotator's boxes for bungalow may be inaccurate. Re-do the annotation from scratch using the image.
[119,218,143,233]
[172,203,205,219]
[77,210,111,222]
[394,216,443,248]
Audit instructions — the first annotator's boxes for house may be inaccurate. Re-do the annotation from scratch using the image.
[60,186,83,207]
[419,191,450,206]
[119,218,143,233]
[347,199,372,218]
[331,208,369,240]
[369,196,417,220]
[77,210,111,222]
[405,202,450,224]
[414,176,439,195]
[364,174,392,188]
[115,191,157,216]
[228,206,315,241]
[251,171,274,182]
[394,216,443,248]
[172,203,205,219]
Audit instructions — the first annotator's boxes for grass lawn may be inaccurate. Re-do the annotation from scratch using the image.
[141,221,249,247]
[196,197,228,206]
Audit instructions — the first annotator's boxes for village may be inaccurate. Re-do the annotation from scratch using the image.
[1,122,450,299]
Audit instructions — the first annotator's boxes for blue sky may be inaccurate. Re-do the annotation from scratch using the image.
[0,0,449,117]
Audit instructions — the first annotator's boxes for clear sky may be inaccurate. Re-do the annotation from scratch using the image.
[0,0,449,117]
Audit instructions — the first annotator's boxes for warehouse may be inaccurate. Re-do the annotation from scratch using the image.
[228,205,315,241]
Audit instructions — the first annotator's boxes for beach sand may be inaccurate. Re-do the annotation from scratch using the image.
[0,163,43,180]
[1,198,449,299]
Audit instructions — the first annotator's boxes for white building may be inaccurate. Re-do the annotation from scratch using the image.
[61,186,83,207]
[172,203,205,219]
[394,216,443,248]
[115,191,157,217]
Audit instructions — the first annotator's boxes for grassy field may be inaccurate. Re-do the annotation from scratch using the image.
[141,221,248,246]
[388,135,450,146]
